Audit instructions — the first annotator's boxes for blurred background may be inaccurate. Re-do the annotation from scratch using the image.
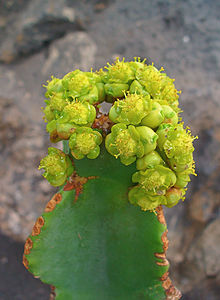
[0,0,219,299]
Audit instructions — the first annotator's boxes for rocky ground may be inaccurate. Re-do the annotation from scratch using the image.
[0,0,220,299]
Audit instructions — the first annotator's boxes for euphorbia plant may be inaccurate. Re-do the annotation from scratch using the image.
[23,58,196,299]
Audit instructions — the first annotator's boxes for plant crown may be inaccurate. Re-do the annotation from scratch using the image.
[40,58,197,211]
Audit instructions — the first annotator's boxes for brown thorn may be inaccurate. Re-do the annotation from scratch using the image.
[162,230,169,252]
[155,205,166,225]
[23,254,29,270]
[155,206,181,299]
[32,216,45,236]
[23,193,62,272]
[154,252,166,259]
[45,193,62,213]
[24,237,33,255]
[156,258,169,266]
[161,271,169,281]
[49,286,56,300]
[162,277,172,290]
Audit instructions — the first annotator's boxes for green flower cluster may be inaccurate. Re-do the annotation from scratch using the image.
[127,122,196,211]
[39,148,74,186]
[128,149,184,211]
[102,58,195,211]
[40,58,196,208]
[43,70,104,141]
[100,58,180,112]
[156,123,196,186]
[41,70,103,166]
[46,100,96,142]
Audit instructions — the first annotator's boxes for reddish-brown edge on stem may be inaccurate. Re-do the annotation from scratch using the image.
[31,216,45,236]
[49,285,56,300]
[23,193,62,270]
[155,206,182,299]
[23,171,95,271]
[45,193,62,212]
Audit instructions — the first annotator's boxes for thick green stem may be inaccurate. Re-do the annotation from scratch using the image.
[24,146,174,299]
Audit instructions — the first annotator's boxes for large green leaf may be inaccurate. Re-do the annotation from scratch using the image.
[24,147,177,299]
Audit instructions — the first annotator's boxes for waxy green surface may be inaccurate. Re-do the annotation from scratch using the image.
[26,147,168,300]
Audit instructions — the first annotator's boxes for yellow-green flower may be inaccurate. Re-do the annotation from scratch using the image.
[109,93,150,125]
[128,185,167,211]
[45,100,97,142]
[102,58,136,84]
[105,123,144,165]
[43,77,69,122]
[132,165,176,196]
[136,65,162,98]
[105,123,158,165]
[156,123,196,174]
[44,76,64,98]
[69,127,102,159]
[39,147,74,186]
[62,70,104,104]
[135,64,180,111]
[60,101,96,126]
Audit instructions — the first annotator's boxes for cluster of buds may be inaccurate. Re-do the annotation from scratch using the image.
[39,58,196,211]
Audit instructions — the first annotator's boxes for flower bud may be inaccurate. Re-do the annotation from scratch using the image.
[159,74,179,108]
[161,105,178,125]
[129,80,150,97]
[175,172,191,188]
[96,82,106,102]
[165,187,184,208]
[141,102,164,128]
[135,126,158,154]
[104,83,129,99]
[43,105,55,122]
[136,151,165,170]
[156,123,173,150]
